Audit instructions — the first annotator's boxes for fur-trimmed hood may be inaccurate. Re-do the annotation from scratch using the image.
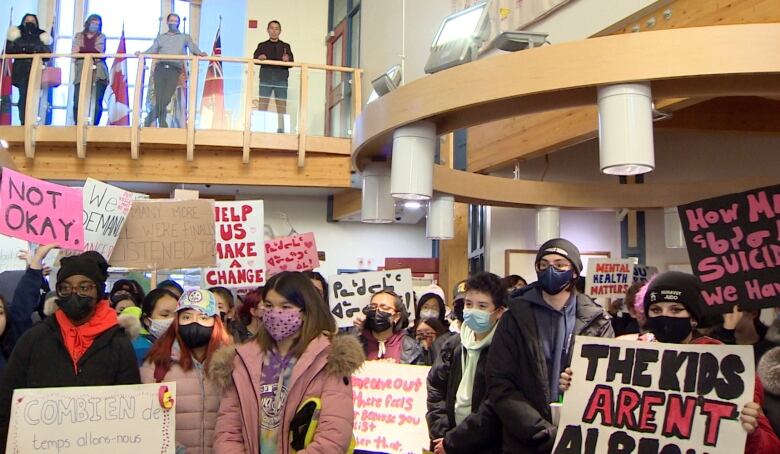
[758,346,780,396]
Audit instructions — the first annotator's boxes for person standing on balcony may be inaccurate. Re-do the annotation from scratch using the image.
[5,13,52,125]
[253,20,294,134]
[71,14,108,126]
[138,13,206,128]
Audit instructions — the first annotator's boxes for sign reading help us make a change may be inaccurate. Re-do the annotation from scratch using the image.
[0,169,84,250]
[553,337,754,454]
[7,382,177,454]
[585,259,635,299]
[329,269,414,328]
[202,201,265,288]
[265,232,319,277]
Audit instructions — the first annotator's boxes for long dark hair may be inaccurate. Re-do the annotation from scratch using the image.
[140,288,178,329]
[82,14,102,34]
[414,291,448,328]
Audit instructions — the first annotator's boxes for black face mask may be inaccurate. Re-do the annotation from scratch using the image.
[23,22,36,33]
[179,323,214,349]
[646,316,693,343]
[365,309,393,332]
[56,295,97,322]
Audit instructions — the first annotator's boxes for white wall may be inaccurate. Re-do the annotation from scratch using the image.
[644,208,691,271]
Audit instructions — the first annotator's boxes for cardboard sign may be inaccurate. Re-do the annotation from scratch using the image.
[202,201,265,288]
[110,199,216,270]
[7,382,177,454]
[0,234,27,271]
[265,232,319,276]
[352,362,430,454]
[553,337,753,454]
[0,169,84,249]
[329,269,414,329]
[633,264,659,284]
[79,179,134,260]
[678,185,780,315]
[585,259,635,298]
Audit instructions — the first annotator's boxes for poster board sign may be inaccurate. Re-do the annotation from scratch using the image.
[678,184,779,315]
[633,264,659,284]
[584,259,635,298]
[79,179,134,260]
[329,269,414,329]
[202,201,265,288]
[0,234,27,271]
[110,199,216,270]
[352,361,430,454]
[7,382,177,454]
[0,169,84,250]
[265,232,319,276]
[553,337,753,454]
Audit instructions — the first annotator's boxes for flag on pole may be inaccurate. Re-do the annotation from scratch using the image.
[106,28,130,125]
[199,25,225,129]
[0,12,13,126]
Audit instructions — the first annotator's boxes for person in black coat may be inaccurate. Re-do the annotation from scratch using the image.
[0,251,140,452]
[427,272,507,454]
[253,20,293,133]
[5,13,52,124]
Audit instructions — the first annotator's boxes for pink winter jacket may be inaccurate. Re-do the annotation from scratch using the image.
[140,359,222,453]
[209,334,365,454]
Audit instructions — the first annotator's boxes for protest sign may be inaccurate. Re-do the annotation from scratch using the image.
[79,179,134,260]
[633,264,658,284]
[0,234,27,271]
[352,361,430,454]
[678,184,779,315]
[110,199,216,270]
[0,169,84,249]
[329,269,414,329]
[265,232,319,276]
[585,259,635,298]
[7,382,177,454]
[553,337,753,454]
[202,201,265,288]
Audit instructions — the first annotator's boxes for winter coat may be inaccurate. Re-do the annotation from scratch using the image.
[427,334,502,454]
[486,285,613,453]
[71,31,109,82]
[756,346,780,442]
[5,17,52,87]
[0,315,140,452]
[211,334,365,454]
[0,267,46,373]
[141,356,221,453]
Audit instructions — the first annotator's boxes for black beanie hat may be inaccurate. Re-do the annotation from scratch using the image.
[57,252,110,298]
[643,271,703,322]
[536,238,583,273]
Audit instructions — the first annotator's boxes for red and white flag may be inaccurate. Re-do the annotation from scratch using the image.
[107,29,129,126]
[199,26,225,129]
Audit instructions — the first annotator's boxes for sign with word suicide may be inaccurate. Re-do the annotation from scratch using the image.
[265,232,319,277]
[0,234,27,271]
[352,362,430,454]
[585,259,635,298]
[202,201,265,288]
[7,382,177,454]
[553,337,753,454]
[329,269,414,329]
[0,169,84,250]
[678,184,779,315]
[79,179,134,260]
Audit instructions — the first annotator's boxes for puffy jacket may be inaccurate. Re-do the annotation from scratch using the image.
[5,16,52,87]
[427,334,502,454]
[141,357,221,453]
[758,346,780,437]
[211,334,365,454]
[0,267,47,373]
[486,285,613,453]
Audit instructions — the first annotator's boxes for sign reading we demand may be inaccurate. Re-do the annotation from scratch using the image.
[553,337,754,454]
[678,184,779,315]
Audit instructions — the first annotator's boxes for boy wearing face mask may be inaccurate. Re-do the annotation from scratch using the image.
[142,289,232,453]
[5,13,52,124]
[486,238,613,453]
[359,290,423,364]
[427,272,506,454]
[0,251,140,452]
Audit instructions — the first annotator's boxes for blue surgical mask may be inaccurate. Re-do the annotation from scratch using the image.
[168,23,179,32]
[88,23,99,33]
[463,308,494,334]
[537,267,575,295]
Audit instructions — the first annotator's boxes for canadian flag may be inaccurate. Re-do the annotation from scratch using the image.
[107,29,129,126]
[199,27,225,129]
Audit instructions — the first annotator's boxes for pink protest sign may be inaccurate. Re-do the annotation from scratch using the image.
[265,232,319,276]
[0,169,84,250]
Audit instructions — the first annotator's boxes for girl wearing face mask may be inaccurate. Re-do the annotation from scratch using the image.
[0,251,140,452]
[71,14,108,125]
[5,13,52,124]
[415,285,451,331]
[132,288,180,363]
[233,287,264,343]
[142,289,232,453]
[427,272,506,454]
[213,271,364,454]
[359,290,423,364]
[560,272,780,453]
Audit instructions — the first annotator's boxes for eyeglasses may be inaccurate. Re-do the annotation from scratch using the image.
[57,283,97,297]
[536,260,572,272]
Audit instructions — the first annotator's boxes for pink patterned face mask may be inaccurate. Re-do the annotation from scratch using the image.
[263,308,303,342]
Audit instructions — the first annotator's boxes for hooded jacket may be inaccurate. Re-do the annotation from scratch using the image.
[211,334,365,454]
[486,284,613,453]
[756,346,780,439]
[5,14,52,87]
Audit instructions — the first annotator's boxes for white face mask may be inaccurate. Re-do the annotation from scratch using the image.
[420,309,439,320]
[148,318,173,338]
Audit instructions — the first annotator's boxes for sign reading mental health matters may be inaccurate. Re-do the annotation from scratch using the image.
[265,232,319,276]
[553,337,753,454]
[352,361,430,454]
[329,269,414,328]
[585,259,635,298]
[7,382,177,454]
[202,201,265,288]
[0,169,84,250]
[80,179,134,259]
[110,199,216,270]
[678,184,779,315]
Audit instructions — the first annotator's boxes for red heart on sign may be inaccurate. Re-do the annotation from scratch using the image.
[304,241,313,249]
[280,264,288,271]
